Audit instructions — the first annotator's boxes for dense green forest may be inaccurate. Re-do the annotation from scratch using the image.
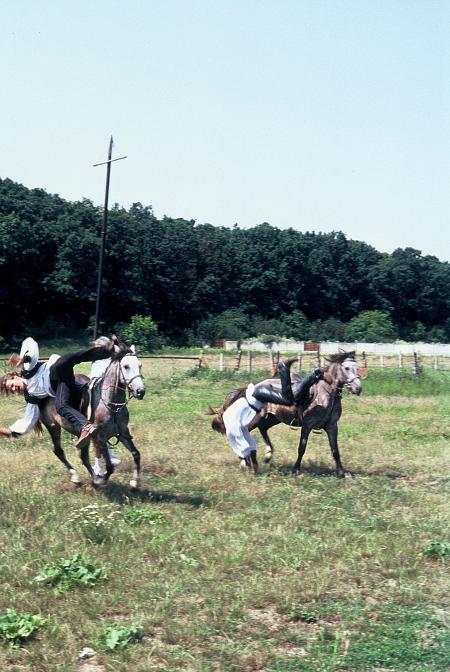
[1,177,449,348]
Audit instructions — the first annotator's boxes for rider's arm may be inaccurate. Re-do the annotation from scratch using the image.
[0,403,41,437]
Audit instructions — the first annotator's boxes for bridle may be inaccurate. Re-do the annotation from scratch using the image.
[119,359,145,392]
[341,359,361,389]
[99,355,144,413]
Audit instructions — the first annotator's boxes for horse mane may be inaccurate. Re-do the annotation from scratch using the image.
[110,342,134,362]
[325,351,356,365]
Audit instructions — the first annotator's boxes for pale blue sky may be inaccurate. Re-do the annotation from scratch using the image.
[1,1,449,260]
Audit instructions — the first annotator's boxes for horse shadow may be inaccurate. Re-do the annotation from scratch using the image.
[100,481,206,507]
[268,462,340,478]
[266,461,409,480]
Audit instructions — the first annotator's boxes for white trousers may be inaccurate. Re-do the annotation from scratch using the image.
[222,397,257,459]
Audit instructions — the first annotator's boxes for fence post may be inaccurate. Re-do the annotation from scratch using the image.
[412,352,422,375]
[270,350,280,376]
[362,351,367,368]
[234,350,242,372]
[317,345,321,367]
[219,353,224,371]
[248,351,253,374]
[380,355,384,368]
[297,353,302,373]
[434,356,439,371]
[399,353,403,370]
[197,350,203,369]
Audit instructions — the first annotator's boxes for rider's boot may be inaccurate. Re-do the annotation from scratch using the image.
[75,422,98,450]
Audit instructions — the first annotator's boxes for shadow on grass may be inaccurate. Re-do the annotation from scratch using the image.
[267,461,409,480]
[100,481,206,507]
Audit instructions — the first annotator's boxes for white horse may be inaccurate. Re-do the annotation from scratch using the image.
[39,342,146,489]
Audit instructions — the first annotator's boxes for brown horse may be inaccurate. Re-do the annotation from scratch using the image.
[211,352,362,477]
[37,343,145,488]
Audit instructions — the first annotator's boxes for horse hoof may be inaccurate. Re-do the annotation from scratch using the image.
[292,470,304,478]
[263,453,272,463]
[130,479,140,490]
[343,471,353,479]
[69,469,81,484]
[92,475,106,488]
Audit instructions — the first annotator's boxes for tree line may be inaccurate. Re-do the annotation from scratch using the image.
[1,177,449,349]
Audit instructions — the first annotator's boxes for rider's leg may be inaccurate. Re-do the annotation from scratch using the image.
[252,357,297,406]
[50,345,112,448]
[293,369,324,407]
[49,345,112,392]
[253,358,323,407]
[54,381,89,436]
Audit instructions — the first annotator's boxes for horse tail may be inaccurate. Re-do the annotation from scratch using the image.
[33,420,43,436]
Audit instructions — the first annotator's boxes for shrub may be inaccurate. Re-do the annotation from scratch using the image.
[122,314,163,353]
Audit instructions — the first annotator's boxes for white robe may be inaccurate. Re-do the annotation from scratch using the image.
[8,352,60,435]
[222,383,264,459]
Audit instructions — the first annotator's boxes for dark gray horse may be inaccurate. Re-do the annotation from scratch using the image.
[211,352,362,477]
[38,343,145,488]
[253,352,362,477]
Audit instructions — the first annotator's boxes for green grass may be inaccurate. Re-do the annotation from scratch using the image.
[0,363,449,670]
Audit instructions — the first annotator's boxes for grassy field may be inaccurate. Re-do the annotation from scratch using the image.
[0,361,449,671]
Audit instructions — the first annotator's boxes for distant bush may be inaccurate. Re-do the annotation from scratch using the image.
[122,314,164,353]
[345,310,398,342]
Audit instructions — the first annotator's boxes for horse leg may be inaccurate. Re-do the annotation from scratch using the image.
[45,423,81,484]
[100,440,115,483]
[118,431,141,490]
[325,424,350,478]
[77,440,104,487]
[292,425,311,476]
[259,426,275,463]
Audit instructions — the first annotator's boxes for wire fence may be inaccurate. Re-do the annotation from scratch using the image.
[2,350,450,379]
[197,350,450,376]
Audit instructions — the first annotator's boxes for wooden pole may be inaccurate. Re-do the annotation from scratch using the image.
[93,136,127,340]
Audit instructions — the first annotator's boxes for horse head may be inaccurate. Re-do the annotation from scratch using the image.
[326,351,362,396]
[112,342,146,400]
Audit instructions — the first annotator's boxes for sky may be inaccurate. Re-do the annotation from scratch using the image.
[1,0,449,261]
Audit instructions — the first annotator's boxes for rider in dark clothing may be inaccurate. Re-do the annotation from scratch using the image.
[47,346,113,447]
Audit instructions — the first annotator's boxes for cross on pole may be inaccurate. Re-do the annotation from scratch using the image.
[93,136,127,340]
